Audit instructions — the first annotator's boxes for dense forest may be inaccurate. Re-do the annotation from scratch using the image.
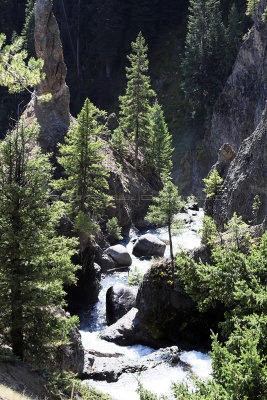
[0,0,266,399]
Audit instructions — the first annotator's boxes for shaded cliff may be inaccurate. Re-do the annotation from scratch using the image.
[206,0,267,165]
[206,102,267,229]
[24,0,71,154]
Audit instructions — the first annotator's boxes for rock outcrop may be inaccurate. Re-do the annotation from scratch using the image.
[206,103,267,228]
[133,234,166,257]
[104,245,132,267]
[136,259,224,349]
[100,308,162,348]
[106,284,136,325]
[101,143,162,228]
[83,346,180,382]
[206,0,267,165]
[25,0,70,154]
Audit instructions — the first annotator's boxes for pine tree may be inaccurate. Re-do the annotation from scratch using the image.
[246,0,260,16]
[0,33,44,94]
[54,98,112,239]
[145,177,184,275]
[21,0,35,57]
[225,3,244,72]
[181,0,226,122]
[146,100,173,175]
[119,32,155,166]
[0,120,78,362]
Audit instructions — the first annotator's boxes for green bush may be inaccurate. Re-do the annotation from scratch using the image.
[106,217,123,241]
[128,266,144,287]
[203,169,223,198]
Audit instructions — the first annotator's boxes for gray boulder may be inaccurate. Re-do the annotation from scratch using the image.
[106,284,137,325]
[83,346,180,382]
[136,258,223,348]
[106,113,119,132]
[97,253,116,272]
[104,244,132,266]
[100,308,161,348]
[133,234,166,257]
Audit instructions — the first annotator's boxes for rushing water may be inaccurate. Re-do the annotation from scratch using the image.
[80,209,212,399]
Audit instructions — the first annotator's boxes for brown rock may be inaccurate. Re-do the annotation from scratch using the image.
[25,0,70,154]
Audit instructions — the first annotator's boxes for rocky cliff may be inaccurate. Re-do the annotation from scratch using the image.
[206,102,267,229]
[24,0,70,154]
[206,0,267,165]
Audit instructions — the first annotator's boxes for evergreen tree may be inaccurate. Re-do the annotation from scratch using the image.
[145,177,184,275]
[0,33,44,94]
[106,217,123,241]
[110,127,129,158]
[146,100,173,175]
[21,0,35,57]
[0,120,78,361]
[54,98,112,239]
[181,0,226,122]
[246,0,260,16]
[119,32,155,166]
[225,3,244,71]
[203,169,223,198]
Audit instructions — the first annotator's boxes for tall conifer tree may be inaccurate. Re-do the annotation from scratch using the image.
[119,32,155,166]
[21,0,35,57]
[182,0,226,122]
[0,120,78,361]
[146,100,173,175]
[54,98,112,240]
[145,177,184,275]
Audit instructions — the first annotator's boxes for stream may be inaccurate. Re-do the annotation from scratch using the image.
[79,208,212,399]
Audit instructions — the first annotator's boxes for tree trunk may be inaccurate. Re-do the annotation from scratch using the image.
[168,220,174,277]
[135,115,139,167]
[10,281,24,359]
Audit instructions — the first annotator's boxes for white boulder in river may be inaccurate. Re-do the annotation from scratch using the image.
[133,233,166,257]
[104,244,132,266]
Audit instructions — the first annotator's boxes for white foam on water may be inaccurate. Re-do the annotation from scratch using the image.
[180,350,212,380]
[80,209,210,400]
[80,330,155,359]
[84,364,189,400]
[83,352,211,400]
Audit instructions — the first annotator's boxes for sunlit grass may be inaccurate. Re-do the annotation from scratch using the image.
[0,385,32,400]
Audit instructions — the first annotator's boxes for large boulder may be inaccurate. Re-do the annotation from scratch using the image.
[136,259,224,349]
[83,346,180,382]
[104,245,132,266]
[100,308,162,348]
[106,284,137,325]
[133,234,166,257]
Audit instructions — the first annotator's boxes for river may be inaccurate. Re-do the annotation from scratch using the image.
[79,208,212,399]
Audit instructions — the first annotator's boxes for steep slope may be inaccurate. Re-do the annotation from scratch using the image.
[206,0,267,165]
[206,102,267,229]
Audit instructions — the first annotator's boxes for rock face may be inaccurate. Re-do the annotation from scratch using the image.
[56,324,85,375]
[206,103,267,228]
[100,308,161,347]
[106,113,119,132]
[206,0,267,165]
[104,245,132,266]
[25,0,70,153]
[136,259,223,348]
[102,142,162,228]
[83,346,180,382]
[106,284,137,325]
[133,234,166,257]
